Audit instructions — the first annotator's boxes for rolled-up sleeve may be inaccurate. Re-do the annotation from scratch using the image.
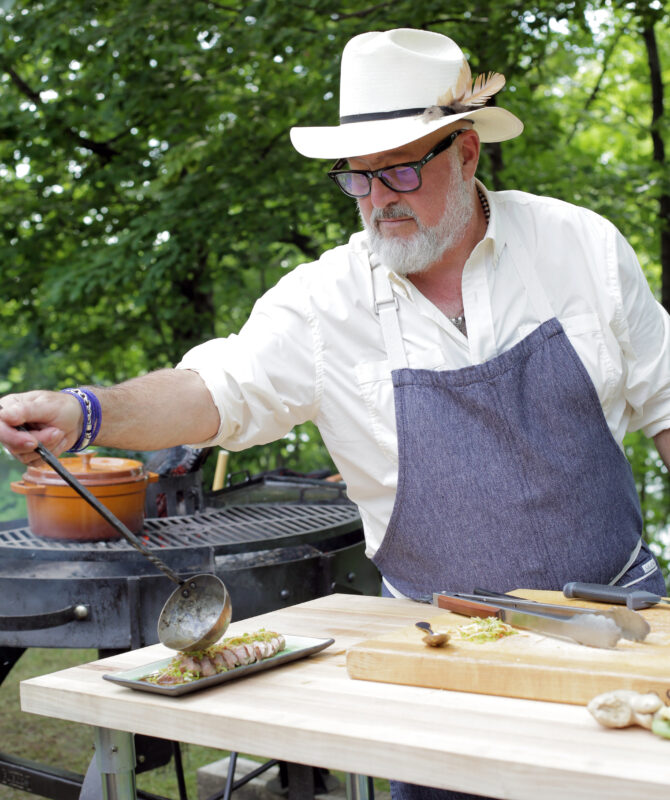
[614,232,670,437]
[176,270,323,449]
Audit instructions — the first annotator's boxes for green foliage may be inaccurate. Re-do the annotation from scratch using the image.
[625,430,670,579]
[0,449,27,521]
[218,421,338,485]
[0,0,669,573]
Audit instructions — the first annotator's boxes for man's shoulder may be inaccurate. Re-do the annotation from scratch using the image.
[491,187,614,231]
[288,231,370,285]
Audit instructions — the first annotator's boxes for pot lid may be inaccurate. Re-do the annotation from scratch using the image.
[24,452,148,487]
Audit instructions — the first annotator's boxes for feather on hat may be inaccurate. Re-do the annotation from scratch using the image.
[422,61,507,121]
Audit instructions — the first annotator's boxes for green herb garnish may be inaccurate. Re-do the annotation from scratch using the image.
[456,617,517,643]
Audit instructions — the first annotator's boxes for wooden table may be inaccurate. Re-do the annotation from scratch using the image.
[20,594,670,800]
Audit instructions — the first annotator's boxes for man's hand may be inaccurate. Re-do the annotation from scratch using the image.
[0,369,220,462]
[0,390,83,464]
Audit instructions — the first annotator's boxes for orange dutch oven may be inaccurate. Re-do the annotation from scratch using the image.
[11,452,158,541]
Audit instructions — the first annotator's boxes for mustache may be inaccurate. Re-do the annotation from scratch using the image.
[369,204,418,225]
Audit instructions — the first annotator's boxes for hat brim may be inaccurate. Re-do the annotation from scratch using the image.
[290,106,523,159]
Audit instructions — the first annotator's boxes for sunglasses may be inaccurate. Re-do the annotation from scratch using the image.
[327,129,468,199]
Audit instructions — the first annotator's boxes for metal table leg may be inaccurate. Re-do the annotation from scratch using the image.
[345,774,373,800]
[285,762,314,800]
[92,728,136,800]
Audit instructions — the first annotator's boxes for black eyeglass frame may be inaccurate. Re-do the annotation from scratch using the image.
[327,128,469,198]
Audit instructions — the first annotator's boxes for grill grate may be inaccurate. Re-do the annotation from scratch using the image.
[0,503,361,557]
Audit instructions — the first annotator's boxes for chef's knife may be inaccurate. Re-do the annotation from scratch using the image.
[433,594,622,648]
[563,581,670,610]
[461,589,649,641]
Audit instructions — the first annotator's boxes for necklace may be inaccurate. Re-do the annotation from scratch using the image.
[448,313,467,335]
[477,186,491,225]
[447,188,490,336]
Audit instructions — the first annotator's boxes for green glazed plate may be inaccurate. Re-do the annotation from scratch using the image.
[103,635,334,697]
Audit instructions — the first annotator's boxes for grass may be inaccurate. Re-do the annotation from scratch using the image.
[0,647,229,799]
[1,648,390,800]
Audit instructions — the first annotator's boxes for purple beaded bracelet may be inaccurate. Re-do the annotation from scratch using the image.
[61,388,102,452]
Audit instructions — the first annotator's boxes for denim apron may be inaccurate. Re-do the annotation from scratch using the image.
[367,249,664,800]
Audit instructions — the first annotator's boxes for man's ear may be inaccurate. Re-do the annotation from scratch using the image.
[459,129,480,180]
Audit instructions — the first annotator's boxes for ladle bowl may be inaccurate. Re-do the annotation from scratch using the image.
[158,574,232,651]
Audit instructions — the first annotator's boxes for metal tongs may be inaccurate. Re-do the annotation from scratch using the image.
[432,588,650,648]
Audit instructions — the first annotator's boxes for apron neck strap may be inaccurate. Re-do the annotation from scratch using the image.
[370,256,409,370]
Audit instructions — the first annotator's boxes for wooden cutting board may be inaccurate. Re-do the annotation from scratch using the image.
[346,590,670,704]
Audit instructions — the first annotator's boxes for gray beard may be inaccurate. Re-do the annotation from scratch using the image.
[360,169,476,276]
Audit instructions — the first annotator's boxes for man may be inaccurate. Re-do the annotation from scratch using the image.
[1,28,669,799]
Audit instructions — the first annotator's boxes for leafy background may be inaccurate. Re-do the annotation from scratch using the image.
[0,0,668,582]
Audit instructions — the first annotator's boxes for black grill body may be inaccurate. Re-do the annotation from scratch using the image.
[0,500,379,649]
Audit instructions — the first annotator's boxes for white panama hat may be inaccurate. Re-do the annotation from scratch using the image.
[290,28,523,159]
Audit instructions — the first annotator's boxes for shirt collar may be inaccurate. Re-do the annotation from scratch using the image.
[475,179,506,269]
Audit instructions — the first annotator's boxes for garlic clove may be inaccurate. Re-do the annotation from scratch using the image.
[630,692,664,715]
[587,692,635,728]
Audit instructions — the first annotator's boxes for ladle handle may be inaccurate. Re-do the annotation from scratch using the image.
[19,430,183,586]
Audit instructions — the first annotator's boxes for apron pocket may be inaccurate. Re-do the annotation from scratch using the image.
[355,349,446,463]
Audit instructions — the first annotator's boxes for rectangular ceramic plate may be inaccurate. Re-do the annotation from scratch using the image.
[102,635,334,697]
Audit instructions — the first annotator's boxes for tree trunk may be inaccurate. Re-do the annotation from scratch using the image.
[640,20,670,312]
[485,141,504,191]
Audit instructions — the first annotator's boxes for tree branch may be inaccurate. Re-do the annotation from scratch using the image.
[204,1,240,11]
[423,15,491,25]
[640,16,669,313]
[329,2,396,20]
[259,127,290,160]
[641,19,665,163]
[567,27,624,143]
[2,63,120,161]
[281,228,321,262]
[4,64,41,104]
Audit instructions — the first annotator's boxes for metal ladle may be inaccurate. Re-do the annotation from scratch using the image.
[18,434,232,652]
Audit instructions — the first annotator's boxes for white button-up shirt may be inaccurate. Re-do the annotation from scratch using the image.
[178,184,670,558]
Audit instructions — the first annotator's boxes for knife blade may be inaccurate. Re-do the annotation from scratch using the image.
[433,594,623,648]
[458,589,649,642]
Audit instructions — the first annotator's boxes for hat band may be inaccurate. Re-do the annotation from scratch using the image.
[339,104,471,124]
[340,107,435,124]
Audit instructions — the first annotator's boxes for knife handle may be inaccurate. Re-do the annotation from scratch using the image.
[435,595,501,618]
[563,582,661,610]
[562,582,639,605]
[562,582,632,604]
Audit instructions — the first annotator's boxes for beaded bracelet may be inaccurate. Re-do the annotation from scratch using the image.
[60,388,102,452]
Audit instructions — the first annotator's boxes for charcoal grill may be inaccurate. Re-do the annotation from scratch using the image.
[0,475,380,799]
[0,502,378,649]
